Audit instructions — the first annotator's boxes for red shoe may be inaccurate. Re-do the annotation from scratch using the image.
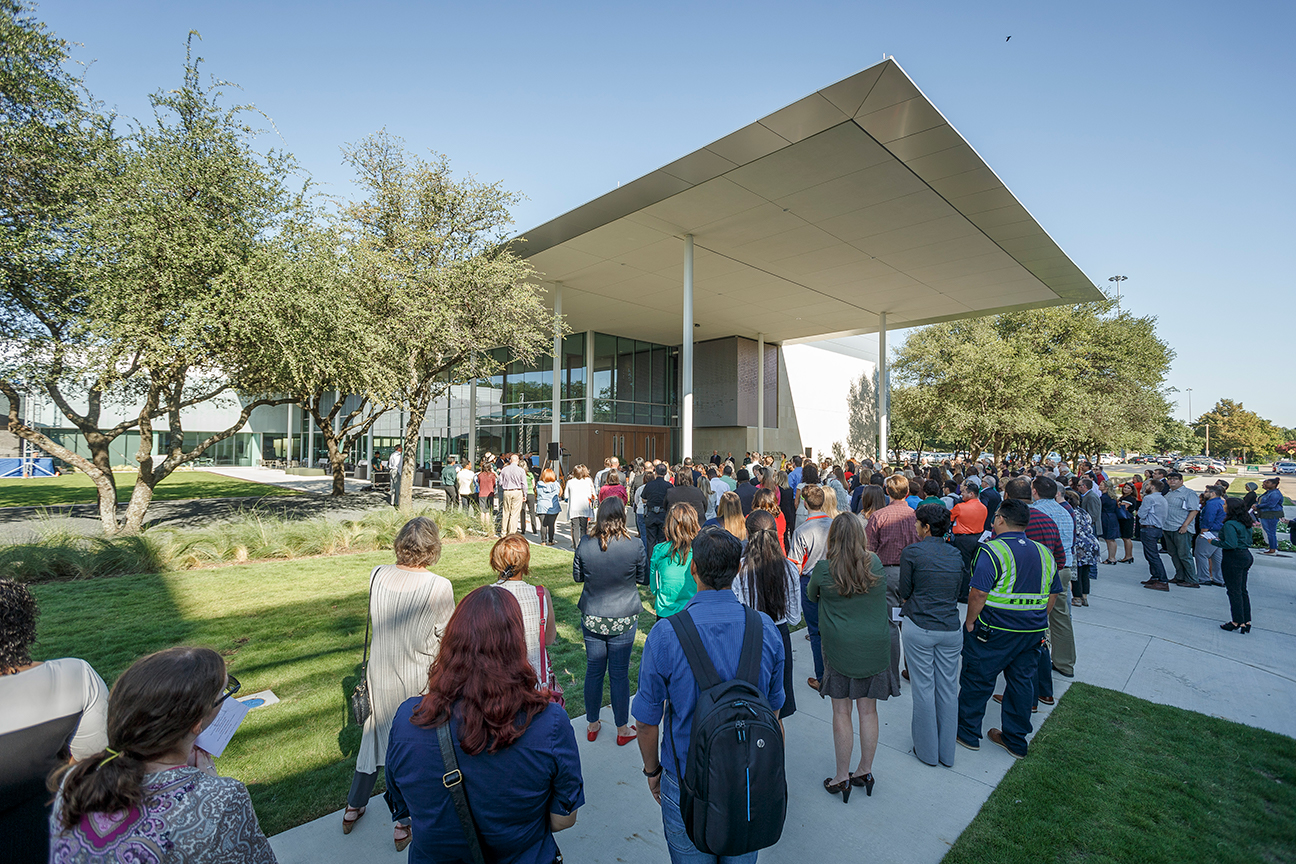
[617,726,638,746]
[587,722,600,742]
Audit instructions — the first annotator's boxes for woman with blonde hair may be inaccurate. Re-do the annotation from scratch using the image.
[342,517,455,849]
[649,502,700,617]
[706,490,748,541]
[806,513,894,803]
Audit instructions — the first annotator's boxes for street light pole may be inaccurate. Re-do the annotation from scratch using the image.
[1186,389,1192,423]
[1108,275,1127,310]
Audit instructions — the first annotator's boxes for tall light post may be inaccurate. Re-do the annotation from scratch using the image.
[1186,388,1192,423]
[1108,275,1127,309]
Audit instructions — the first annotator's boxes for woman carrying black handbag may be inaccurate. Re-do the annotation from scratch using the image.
[385,586,584,864]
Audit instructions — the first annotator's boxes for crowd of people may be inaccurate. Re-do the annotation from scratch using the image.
[2,447,1286,864]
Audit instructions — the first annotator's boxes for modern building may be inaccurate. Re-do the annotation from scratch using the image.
[12,58,1099,473]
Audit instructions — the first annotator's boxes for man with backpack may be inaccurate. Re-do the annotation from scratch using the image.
[633,526,787,863]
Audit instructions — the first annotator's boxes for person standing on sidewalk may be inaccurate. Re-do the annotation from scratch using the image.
[499,454,528,536]
[863,475,919,692]
[791,485,834,691]
[1254,478,1285,555]
[956,499,1063,760]
[949,483,988,603]
[388,445,404,509]
[1138,480,1171,589]
[1213,497,1255,633]
[1195,486,1226,586]
[440,459,459,509]
[1025,476,1078,680]
[1162,472,1201,587]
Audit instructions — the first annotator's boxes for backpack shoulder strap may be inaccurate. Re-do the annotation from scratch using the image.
[667,610,722,690]
[736,607,762,686]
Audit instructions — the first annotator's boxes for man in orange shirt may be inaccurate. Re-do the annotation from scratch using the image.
[950,480,989,602]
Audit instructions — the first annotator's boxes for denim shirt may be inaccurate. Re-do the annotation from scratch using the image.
[632,590,785,774]
[1199,497,1226,534]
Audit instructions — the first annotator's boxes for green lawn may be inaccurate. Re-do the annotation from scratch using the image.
[0,470,302,508]
[943,682,1296,864]
[29,540,652,835]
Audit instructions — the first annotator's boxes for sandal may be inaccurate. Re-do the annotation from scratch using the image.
[394,823,412,852]
[341,805,365,835]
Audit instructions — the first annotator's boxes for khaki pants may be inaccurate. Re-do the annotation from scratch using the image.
[1050,567,1077,676]
[501,489,525,535]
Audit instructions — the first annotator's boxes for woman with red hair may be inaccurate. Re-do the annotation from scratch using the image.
[385,586,584,864]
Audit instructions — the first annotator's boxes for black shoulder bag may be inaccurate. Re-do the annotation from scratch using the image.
[350,567,380,725]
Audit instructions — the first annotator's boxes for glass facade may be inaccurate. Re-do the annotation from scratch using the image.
[592,333,678,426]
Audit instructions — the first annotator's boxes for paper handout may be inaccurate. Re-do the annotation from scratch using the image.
[195,695,251,758]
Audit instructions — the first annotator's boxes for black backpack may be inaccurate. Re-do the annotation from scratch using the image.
[667,607,787,857]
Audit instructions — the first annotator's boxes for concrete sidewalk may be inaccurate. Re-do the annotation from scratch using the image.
[269,547,1295,864]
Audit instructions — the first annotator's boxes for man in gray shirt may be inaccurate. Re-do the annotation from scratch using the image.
[1162,472,1200,587]
[790,485,833,691]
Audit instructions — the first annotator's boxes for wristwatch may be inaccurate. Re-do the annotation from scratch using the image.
[642,764,663,778]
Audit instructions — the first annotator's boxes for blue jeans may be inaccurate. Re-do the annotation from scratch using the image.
[660,770,758,864]
[799,576,823,680]
[583,626,635,726]
[1260,518,1279,552]
[1140,526,1168,582]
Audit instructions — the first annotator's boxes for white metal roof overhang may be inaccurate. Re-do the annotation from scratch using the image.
[511,59,1102,346]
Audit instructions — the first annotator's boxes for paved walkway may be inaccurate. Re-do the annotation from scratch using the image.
[269,541,1296,864]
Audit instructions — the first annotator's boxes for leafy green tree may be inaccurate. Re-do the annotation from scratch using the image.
[1195,399,1282,462]
[3,33,301,533]
[338,131,555,509]
[1153,418,1197,455]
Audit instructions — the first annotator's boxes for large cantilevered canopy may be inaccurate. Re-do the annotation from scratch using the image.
[513,58,1102,346]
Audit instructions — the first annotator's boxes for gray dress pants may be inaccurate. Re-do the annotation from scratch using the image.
[904,622,963,767]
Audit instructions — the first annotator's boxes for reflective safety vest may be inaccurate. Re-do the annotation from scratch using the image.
[978,537,1057,619]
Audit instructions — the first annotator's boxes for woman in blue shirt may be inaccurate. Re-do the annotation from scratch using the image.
[535,468,562,546]
[1253,478,1285,555]
[385,586,584,864]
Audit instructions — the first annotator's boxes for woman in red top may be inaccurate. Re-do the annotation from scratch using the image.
[753,487,786,544]
[598,471,629,505]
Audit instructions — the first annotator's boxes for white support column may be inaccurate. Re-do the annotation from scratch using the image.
[286,402,293,464]
[551,284,562,455]
[308,411,316,468]
[756,332,765,456]
[878,312,889,462]
[468,354,478,468]
[584,330,594,423]
[682,235,695,461]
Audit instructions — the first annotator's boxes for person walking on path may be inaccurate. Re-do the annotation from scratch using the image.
[343,518,454,850]
[956,499,1063,759]
[864,475,919,689]
[899,504,963,768]
[650,503,701,618]
[791,485,833,691]
[1213,497,1255,632]
[573,497,647,746]
[1138,479,1172,590]
[631,526,786,864]
[1195,486,1226,586]
[1162,472,1201,586]
[734,509,801,719]
[564,465,596,550]
[499,454,528,536]
[535,468,562,545]
[807,513,894,801]
[1254,478,1285,555]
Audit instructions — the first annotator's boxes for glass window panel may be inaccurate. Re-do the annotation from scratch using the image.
[568,399,585,422]
[652,405,667,426]
[635,403,650,424]
[594,333,616,399]
[616,352,633,401]
[634,347,650,404]
[651,347,666,403]
[616,401,634,424]
[594,399,612,422]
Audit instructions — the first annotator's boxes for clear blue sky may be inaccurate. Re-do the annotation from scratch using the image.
[35,0,1296,427]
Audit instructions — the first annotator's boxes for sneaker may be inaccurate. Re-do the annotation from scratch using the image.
[987,728,1025,760]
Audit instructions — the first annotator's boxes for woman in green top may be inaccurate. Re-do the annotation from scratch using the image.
[807,513,895,803]
[1211,496,1254,633]
[649,503,700,617]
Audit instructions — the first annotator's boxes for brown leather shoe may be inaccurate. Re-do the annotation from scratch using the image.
[1144,581,1169,591]
[807,677,821,691]
[988,728,1025,759]
[1037,695,1055,706]
[901,668,910,681]
[992,693,1037,713]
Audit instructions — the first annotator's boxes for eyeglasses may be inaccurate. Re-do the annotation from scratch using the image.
[215,674,241,708]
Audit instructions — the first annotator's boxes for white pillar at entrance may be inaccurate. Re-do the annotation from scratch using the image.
[584,330,594,424]
[682,235,695,461]
[878,312,888,462]
[308,412,315,468]
[286,402,293,464]
[756,332,765,456]
[468,354,478,468]
[551,284,562,456]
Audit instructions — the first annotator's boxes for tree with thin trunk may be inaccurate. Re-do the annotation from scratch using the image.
[339,131,556,510]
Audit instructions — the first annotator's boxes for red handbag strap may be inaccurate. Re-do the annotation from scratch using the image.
[534,585,550,680]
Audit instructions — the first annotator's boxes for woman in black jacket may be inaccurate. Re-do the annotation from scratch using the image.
[665,469,708,525]
[573,496,647,746]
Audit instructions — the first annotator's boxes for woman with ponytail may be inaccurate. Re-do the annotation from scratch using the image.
[732,509,802,718]
[49,646,275,863]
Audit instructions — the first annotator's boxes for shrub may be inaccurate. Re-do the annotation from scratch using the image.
[0,505,488,582]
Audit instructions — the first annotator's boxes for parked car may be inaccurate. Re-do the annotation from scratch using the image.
[1277,461,1296,476]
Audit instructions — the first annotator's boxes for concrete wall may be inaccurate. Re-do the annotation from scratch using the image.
[694,337,778,429]
[782,340,876,460]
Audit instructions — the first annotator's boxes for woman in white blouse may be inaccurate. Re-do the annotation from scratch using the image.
[732,510,802,719]
[343,518,455,852]
[1,579,110,864]
[563,464,597,550]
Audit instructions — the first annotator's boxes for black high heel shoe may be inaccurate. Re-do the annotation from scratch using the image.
[823,777,852,803]
[1241,623,1252,634]
[850,772,875,796]
[1220,622,1241,632]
